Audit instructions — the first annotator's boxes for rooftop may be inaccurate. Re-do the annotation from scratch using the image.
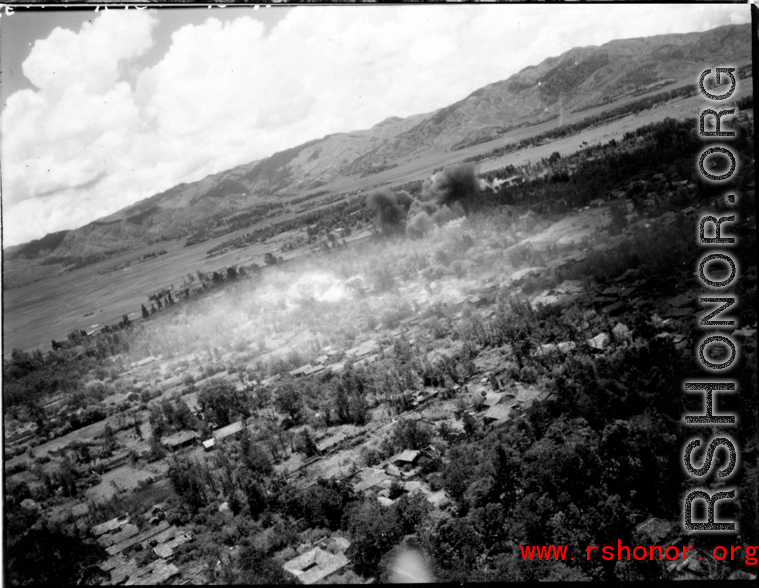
[283,547,349,585]
[483,404,514,423]
[92,514,130,537]
[213,420,244,441]
[161,430,198,447]
[391,449,420,464]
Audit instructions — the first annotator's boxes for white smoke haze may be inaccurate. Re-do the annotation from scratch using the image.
[256,270,353,310]
[125,199,543,377]
[388,548,433,583]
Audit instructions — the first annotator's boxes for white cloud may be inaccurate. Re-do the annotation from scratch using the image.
[1,4,750,246]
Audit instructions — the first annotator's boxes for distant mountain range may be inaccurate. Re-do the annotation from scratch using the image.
[5,23,751,261]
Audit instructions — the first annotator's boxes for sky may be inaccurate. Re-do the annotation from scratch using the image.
[0,4,750,247]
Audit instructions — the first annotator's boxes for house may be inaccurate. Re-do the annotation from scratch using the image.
[634,517,672,545]
[482,392,512,409]
[105,521,171,556]
[316,431,348,455]
[587,332,611,350]
[213,420,244,443]
[260,375,281,387]
[289,365,312,378]
[303,365,326,377]
[316,536,350,555]
[98,523,140,548]
[134,356,156,368]
[352,468,390,495]
[96,451,131,473]
[123,559,179,586]
[427,489,452,509]
[283,547,349,585]
[385,464,403,478]
[510,267,546,284]
[153,532,192,559]
[483,404,514,426]
[103,393,130,407]
[161,430,198,452]
[92,514,131,537]
[390,449,421,468]
[158,376,183,392]
[182,392,201,415]
[5,422,39,446]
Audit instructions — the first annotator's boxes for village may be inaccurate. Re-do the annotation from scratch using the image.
[5,113,757,584]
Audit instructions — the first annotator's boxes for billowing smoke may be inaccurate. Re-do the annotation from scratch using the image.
[368,188,414,235]
[420,163,479,211]
[405,210,434,239]
[368,163,480,239]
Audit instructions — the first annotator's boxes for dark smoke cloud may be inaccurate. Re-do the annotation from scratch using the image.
[369,164,480,238]
[420,163,479,211]
[367,188,413,235]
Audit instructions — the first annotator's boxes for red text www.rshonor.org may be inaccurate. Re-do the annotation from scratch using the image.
[520,542,758,564]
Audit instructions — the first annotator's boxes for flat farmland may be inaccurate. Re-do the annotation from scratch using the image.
[3,73,751,354]
[3,226,293,353]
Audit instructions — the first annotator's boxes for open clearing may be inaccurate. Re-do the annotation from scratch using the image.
[85,464,159,504]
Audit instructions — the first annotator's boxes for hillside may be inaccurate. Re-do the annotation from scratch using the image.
[5,22,751,261]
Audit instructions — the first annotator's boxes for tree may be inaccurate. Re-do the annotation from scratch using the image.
[198,381,251,427]
[6,526,108,586]
[393,419,432,451]
[393,490,431,535]
[274,382,304,424]
[299,427,319,457]
[345,501,404,577]
[264,252,278,266]
[299,482,344,529]
[230,545,290,584]
[102,424,117,458]
[427,518,484,581]
[243,478,268,519]
[148,435,165,461]
[172,399,197,431]
[167,455,208,514]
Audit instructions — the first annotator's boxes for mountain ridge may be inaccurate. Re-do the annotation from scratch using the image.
[5,23,751,261]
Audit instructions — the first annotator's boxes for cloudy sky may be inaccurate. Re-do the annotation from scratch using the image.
[0,4,750,247]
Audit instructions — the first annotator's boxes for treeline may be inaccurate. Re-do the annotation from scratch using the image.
[205,196,374,256]
[3,326,134,411]
[478,115,754,212]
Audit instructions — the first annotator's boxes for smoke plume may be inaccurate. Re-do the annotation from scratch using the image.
[368,163,480,239]
[420,163,479,211]
[367,188,414,235]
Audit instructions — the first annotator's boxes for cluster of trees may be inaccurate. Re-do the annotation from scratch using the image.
[479,116,754,214]
[4,346,112,411]
[205,195,374,257]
